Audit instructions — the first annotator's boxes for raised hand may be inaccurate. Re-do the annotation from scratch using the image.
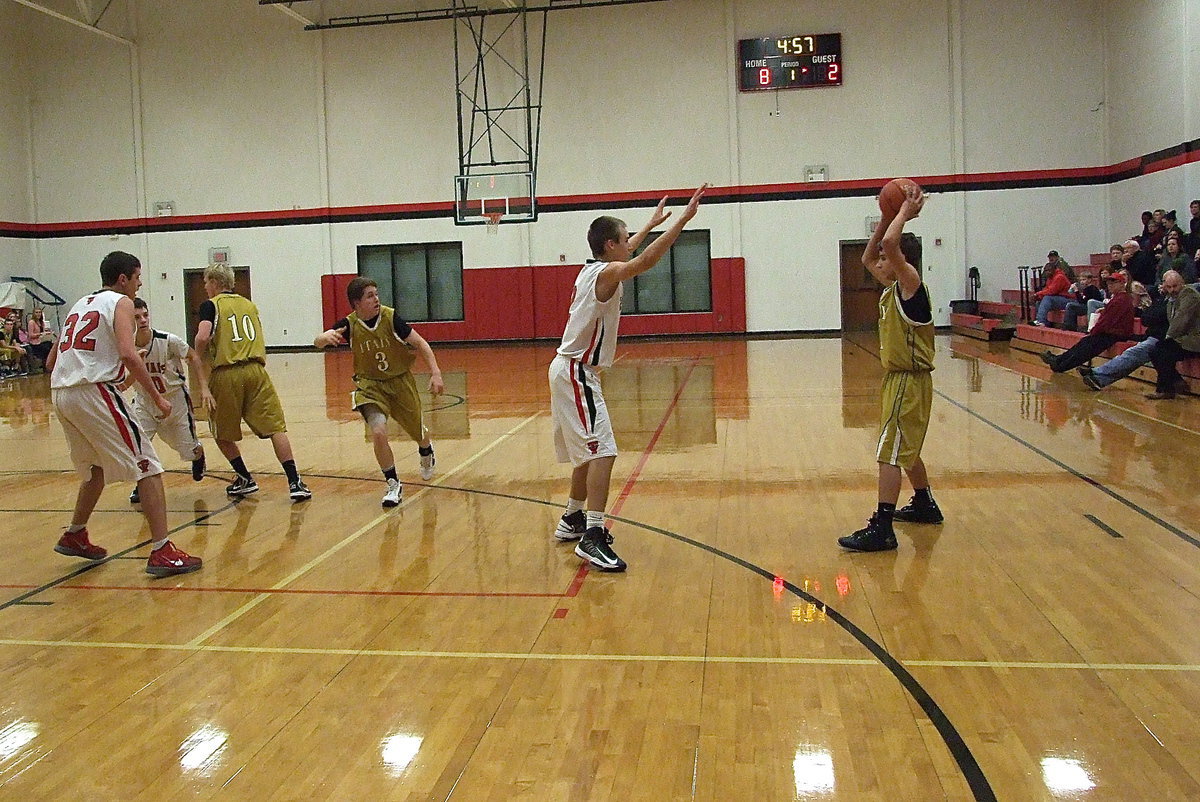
[680,183,710,223]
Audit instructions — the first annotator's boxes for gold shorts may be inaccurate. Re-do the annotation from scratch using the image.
[876,370,932,470]
[352,372,426,443]
[208,361,287,442]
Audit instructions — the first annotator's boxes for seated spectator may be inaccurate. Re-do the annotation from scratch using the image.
[22,306,55,372]
[1039,271,1135,372]
[1138,211,1153,241]
[1045,250,1072,280]
[1063,269,1103,331]
[1145,270,1200,400]
[1157,236,1193,284]
[1141,219,1165,255]
[1162,210,1185,245]
[0,314,29,377]
[1032,262,1074,326]
[1107,244,1124,271]
[1121,239,1157,289]
[1079,282,1165,390]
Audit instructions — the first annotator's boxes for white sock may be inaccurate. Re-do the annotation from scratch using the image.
[151,539,169,551]
[66,524,85,534]
[586,511,605,531]
[565,498,585,515]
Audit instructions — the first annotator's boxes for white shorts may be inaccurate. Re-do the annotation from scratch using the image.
[549,354,617,467]
[132,387,200,462]
[53,383,163,482]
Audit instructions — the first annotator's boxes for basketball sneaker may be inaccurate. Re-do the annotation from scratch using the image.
[289,479,312,502]
[192,453,206,482]
[145,541,203,577]
[893,495,944,524]
[575,526,625,572]
[419,447,435,481]
[226,475,259,497]
[129,486,140,504]
[553,510,587,541]
[54,528,107,560]
[837,513,898,552]
[382,478,402,508]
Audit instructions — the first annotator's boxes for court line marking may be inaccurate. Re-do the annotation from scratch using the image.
[185,412,542,647]
[2,638,1197,671]
[0,583,566,599]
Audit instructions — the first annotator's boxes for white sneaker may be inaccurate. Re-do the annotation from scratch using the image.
[382,478,402,508]
[419,447,435,481]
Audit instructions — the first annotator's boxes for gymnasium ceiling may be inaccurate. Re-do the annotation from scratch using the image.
[17,0,670,37]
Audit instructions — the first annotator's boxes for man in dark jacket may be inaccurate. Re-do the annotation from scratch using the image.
[1040,271,1136,373]
[1145,271,1200,399]
[1121,239,1157,289]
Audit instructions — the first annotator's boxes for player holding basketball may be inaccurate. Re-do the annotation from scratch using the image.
[126,298,213,504]
[193,263,311,501]
[549,184,708,571]
[839,183,944,552]
[47,251,202,576]
[313,277,444,507]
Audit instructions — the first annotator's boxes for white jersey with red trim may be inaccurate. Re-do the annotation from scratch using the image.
[136,329,190,398]
[51,289,128,390]
[556,260,622,369]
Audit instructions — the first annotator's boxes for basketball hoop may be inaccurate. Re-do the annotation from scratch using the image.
[485,212,503,234]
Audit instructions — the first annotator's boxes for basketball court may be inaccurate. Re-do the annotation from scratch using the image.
[2,332,1199,799]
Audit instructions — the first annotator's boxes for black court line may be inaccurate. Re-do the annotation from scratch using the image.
[0,498,239,612]
[1085,514,1124,539]
[848,338,1200,549]
[0,475,994,797]
[13,601,53,606]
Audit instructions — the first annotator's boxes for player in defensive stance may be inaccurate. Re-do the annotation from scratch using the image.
[838,183,943,552]
[126,298,213,504]
[549,184,708,572]
[48,251,202,576]
[313,277,444,507]
[194,263,311,502]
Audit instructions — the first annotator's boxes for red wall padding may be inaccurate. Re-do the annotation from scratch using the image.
[319,258,746,342]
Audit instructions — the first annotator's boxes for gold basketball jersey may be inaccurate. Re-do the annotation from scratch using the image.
[209,293,267,368]
[348,306,416,380]
[879,282,935,373]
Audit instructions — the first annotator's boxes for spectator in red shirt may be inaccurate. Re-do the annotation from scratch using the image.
[1032,262,1074,326]
[1040,271,1136,372]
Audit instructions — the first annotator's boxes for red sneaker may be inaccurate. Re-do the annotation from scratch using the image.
[54,528,107,560]
[145,541,203,577]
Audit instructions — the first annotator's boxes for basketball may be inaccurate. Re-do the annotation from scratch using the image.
[879,178,920,220]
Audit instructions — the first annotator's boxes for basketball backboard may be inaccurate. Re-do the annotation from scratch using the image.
[454,171,536,225]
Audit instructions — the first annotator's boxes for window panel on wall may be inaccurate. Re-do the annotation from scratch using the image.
[427,243,464,321]
[392,247,429,322]
[623,230,713,314]
[359,247,395,308]
[356,242,465,323]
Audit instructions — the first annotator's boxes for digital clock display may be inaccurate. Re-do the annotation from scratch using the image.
[738,33,842,91]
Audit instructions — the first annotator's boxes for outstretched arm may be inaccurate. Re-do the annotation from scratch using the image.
[595,184,709,302]
[880,184,925,298]
[627,196,671,252]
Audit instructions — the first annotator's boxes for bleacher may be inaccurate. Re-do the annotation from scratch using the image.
[1004,252,1200,392]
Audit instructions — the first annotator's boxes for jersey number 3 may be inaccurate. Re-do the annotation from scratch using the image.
[59,311,101,352]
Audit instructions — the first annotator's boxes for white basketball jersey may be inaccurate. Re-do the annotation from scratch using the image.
[556,260,623,369]
[51,290,128,389]
[136,330,190,399]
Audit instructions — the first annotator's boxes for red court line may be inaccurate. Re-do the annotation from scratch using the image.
[0,583,564,599]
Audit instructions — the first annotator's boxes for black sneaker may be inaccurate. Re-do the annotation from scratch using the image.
[192,454,206,482]
[553,510,587,541]
[289,479,312,502]
[893,496,944,524]
[1039,351,1058,369]
[575,526,626,571]
[837,513,898,552]
[1080,371,1102,391]
[129,487,140,504]
[226,475,259,497]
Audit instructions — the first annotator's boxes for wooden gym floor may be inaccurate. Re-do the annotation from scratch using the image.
[1,333,1199,800]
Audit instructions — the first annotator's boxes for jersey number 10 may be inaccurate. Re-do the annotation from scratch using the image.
[225,314,258,342]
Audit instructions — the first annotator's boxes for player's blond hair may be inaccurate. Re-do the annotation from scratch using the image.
[203,263,236,291]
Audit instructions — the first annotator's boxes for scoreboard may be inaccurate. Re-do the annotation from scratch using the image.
[738,33,842,92]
